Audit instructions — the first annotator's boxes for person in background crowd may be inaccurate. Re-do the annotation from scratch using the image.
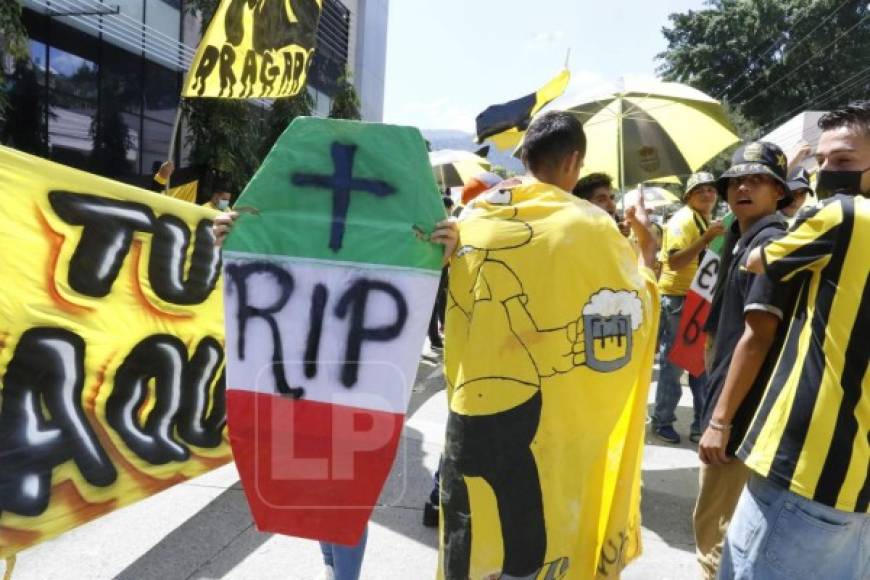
[779,166,814,219]
[204,187,233,211]
[650,221,664,279]
[720,101,870,580]
[652,171,724,444]
[693,142,797,579]
[572,172,630,235]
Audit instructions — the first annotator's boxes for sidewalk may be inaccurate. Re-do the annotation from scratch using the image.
[7,353,701,580]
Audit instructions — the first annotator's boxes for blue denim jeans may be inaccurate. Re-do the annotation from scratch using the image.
[720,474,870,579]
[652,294,707,432]
[320,526,368,580]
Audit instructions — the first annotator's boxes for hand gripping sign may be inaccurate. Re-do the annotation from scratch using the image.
[221,118,445,545]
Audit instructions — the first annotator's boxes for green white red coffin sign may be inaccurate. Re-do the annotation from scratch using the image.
[222,117,445,545]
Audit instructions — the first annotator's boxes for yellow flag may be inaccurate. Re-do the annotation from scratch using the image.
[0,146,231,557]
[440,179,660,579]
[182,0,323,99]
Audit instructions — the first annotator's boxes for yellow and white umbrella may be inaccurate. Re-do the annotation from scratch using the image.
[620,185,680,211]
[429,149,491,188]
[523,79,740,189]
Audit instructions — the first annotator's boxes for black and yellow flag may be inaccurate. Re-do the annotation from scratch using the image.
[182,0,323,99]
[475,69,570,150]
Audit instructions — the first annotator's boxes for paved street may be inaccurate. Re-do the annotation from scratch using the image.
[8,352,701,580]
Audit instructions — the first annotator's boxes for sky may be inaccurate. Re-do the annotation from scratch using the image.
[382,0,708,132]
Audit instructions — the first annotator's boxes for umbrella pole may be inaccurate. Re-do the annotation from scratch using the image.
[617,96,626,193]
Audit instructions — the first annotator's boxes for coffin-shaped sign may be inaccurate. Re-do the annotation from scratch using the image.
[222,117,445,545]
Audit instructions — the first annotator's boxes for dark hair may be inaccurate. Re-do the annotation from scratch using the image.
[211,176,233,196]
[572,172,612,200]
[818,101,870,138]
[521,111,586,173]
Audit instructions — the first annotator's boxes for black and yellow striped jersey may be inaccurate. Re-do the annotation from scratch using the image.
[738,194,869,512]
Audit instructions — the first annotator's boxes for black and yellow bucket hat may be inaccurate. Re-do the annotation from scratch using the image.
[683,171,717,201]
[716,141,792,209]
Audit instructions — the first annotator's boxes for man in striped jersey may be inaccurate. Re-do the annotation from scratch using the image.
[720,101,870,580]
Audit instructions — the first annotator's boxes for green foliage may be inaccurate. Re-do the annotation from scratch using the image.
[1,63,49,154]
[700,102,759,175]
[490,164,517,179]
[329,70,361,120]
[658,0,870,135]
[0,1,29,120]
[90,88,134,178]
[184,98,265,194]
[260,90,314,157]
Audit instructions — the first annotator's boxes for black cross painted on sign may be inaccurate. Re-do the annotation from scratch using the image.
[292,143,396,252]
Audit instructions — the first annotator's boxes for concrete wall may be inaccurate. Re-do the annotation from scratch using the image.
[351,0,389,122]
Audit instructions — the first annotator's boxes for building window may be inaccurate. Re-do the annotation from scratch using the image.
[3,7,186,185]
[308,0,351,97]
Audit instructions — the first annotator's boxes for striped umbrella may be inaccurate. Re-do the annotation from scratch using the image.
[537,79,740,189]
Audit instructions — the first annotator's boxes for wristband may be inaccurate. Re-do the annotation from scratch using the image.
[709,420,732,432]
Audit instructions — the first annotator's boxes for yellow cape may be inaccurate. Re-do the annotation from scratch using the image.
[440,179,660,579]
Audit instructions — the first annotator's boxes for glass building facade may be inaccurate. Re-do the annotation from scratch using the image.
[3,2,187,184]
[3,0,383,186]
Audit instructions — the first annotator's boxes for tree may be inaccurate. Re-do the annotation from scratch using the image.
[658,1,869,135]
[184,98,264,194]
[700,102,759,175]
[328,70,361,120]
[90,87,134,178]
[1,63,49,155]
[260,90,314,157]
[0,1,29,121]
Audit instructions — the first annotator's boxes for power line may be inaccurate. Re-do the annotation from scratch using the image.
[717,0,841,100]
[738,12,869,110]
[756,66,870,138]
[725,0,856,103]
[756,64,870,137]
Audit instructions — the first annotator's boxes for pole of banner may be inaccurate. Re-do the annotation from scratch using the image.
[3,556,16,580]
[164,99,184,194]
[564,47,572,69]
[164,70,189,195]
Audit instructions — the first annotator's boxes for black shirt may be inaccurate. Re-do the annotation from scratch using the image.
[701,214,797,455]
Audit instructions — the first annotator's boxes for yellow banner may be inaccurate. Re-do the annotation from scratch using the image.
[0,147,231,558]
[440,180,660,579]
[182,0,323,99]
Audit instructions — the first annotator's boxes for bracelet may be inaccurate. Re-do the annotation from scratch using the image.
[709,420,733,432]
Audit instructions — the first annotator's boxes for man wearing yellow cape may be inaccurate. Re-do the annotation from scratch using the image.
[440,112,660,580]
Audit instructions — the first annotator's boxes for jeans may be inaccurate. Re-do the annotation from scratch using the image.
[652,294,707,432]
[720,474,870,579]
[320,526,368,580]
